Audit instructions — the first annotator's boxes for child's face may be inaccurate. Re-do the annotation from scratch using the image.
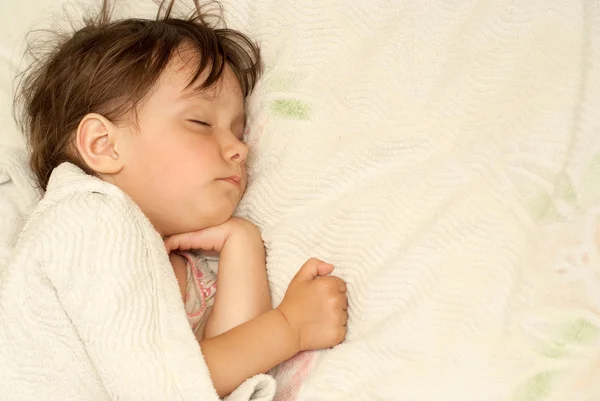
[113,49,248,236]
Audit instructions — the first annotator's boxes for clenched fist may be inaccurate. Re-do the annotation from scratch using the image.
[277,258,348,351]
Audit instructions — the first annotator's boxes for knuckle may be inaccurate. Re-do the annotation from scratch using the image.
[338,327,347,343]
[316,278,331,292]
[326,327,339,344]
[333,276,345,287]
[327,327,345,345]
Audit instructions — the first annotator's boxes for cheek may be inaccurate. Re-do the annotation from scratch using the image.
[153,135,218,171]
[170,146,229,202]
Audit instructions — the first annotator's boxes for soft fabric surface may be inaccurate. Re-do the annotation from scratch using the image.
[2,0,600,400]
[0,147,39,272]
[0,161,275,400]
[220,0,600,400]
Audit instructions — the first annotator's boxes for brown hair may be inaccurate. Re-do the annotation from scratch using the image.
[14,0,262,191]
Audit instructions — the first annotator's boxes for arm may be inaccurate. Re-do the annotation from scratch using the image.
[55,196,346,399]
[205,219,271,337]
[165,218,271,338]
[166,226,349,397]
[200,258,349,398]
[200,309,297,397]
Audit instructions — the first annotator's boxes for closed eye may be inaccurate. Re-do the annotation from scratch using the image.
[189,119,211,127]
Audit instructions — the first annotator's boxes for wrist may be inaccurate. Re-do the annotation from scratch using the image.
[274,306,302,353]
[222,223,264,260]
[226,219,262,243]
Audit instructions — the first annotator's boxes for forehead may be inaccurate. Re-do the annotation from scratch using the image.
[159,47,243,100]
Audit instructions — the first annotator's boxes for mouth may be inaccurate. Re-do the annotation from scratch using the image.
[218,176,242,188]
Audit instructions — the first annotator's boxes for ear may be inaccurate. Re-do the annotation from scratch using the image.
[76,113,123,174]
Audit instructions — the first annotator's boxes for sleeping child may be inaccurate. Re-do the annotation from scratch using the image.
[0,0,348,398]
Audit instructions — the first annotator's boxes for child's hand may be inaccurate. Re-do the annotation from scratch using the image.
[277,258,348,351]
[166,217,268,338]
[164,217,261,254]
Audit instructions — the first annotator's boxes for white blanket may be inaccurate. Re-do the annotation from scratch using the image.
[0,147,39,271]
[220,0,600,400]
[0,160,275,400]
[2,0,600,400]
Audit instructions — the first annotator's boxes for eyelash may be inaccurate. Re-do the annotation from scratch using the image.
[190,119,211,127]
[190,119,245,140]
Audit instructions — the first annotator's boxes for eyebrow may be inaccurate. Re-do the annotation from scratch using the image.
[179,89,215,101]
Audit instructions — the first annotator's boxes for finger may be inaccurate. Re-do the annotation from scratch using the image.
[293,259,332,282]
[324,276,347,293]
[316,262,334,277]
[164,233,197,252]
[335,293,348,311]
[341,295,349,311]
[339,326,347,343]
[164,227,225,253]
[316,275,342,290]
[165,232,205,252]
[333,295,348,312]
[336,278,347,294]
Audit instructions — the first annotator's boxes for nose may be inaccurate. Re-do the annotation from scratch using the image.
[223,134,248,165]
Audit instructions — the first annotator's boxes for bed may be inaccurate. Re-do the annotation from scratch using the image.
[2,0,600,400]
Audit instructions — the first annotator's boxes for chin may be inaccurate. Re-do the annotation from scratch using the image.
[203,207,236,229]
[185,201,236,231]
[210,214,232,227]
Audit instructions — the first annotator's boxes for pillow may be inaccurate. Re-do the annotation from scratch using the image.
[222,0,600,399]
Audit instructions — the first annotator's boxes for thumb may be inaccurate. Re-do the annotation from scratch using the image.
[293,259,334,282]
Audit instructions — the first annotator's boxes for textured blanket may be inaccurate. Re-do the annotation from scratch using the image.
[0,148,39,272]
[2,0,600,400]
[0,160,275,400]
[217,0,600,400]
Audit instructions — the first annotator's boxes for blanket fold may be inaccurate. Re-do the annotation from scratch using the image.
[0,157,275,401]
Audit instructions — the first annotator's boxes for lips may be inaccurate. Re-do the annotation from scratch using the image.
[218,176,242,187]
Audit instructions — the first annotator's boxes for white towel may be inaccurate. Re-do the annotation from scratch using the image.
[0,161,275,400]
[0,146,39,272]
